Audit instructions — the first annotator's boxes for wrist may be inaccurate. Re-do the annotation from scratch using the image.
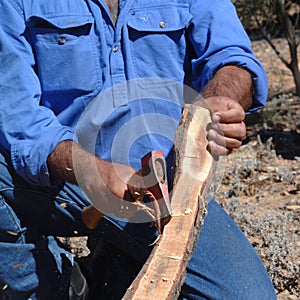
[47,140,99,186]
[201,65,253,111]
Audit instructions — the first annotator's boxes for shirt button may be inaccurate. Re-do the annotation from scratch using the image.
[159,21,166,28]
[113,45,119,52]
[58,37,66,45]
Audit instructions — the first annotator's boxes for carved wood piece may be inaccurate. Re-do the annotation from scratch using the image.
[123,104,215,299]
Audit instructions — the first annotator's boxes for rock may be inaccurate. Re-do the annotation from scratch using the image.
[258,175,269,181]
[286,205,300,211]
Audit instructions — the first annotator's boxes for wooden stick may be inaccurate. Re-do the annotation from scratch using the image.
[82,205,104,230]
[122,104,215,299]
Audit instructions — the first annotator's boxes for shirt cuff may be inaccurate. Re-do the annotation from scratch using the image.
[11,128,74,187]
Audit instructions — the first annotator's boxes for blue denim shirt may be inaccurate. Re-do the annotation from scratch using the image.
[0,0,268,186]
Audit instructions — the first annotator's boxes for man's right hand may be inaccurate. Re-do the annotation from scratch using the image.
[47,140,139,218]
[82,158,140,217]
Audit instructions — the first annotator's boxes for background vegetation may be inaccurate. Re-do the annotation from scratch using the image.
[233,0,300,96]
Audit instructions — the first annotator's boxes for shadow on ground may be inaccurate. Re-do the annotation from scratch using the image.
[254,129,300,160]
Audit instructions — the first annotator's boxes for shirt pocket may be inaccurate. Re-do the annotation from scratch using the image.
[127,6,192,84]
[26,15,100,114]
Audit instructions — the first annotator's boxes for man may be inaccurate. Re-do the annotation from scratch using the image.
[0,0,277,299]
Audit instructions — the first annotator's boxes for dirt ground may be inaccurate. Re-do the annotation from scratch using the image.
[215,99,300,299]
[62,39,300,299]
[215,39,300,299]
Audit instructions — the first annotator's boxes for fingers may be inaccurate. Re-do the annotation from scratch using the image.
[208,140,232,156]
[207,129,238,156]
[202,96,247,156]
[207,128,242,149]
[210,122,246,140]
[212,102,245,124]
[207,119,246,156]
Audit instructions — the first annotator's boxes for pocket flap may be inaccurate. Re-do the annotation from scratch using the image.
[26,14,94,29]
[127,6,192,32]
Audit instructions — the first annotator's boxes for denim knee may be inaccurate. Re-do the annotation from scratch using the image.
[0,195,74,299]
[179,199,277,300]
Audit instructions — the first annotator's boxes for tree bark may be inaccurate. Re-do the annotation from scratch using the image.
[278,0,300,96]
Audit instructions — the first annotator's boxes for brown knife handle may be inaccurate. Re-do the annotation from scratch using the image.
[82,205,104,230]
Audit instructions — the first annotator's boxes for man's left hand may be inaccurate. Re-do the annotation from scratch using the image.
[202,96,247,156]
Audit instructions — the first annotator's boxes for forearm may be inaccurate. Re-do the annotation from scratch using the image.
[201,65,253,111]
[48,140,111,204]
[47,140,136,204]
[47,140,104,189]
[48,140,84,184]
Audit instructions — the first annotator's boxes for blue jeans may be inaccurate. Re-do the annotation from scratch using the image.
[0,152,276,299]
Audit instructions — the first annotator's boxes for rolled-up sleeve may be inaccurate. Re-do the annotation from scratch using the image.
[0,1,73,186]
[188,0,268,112]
